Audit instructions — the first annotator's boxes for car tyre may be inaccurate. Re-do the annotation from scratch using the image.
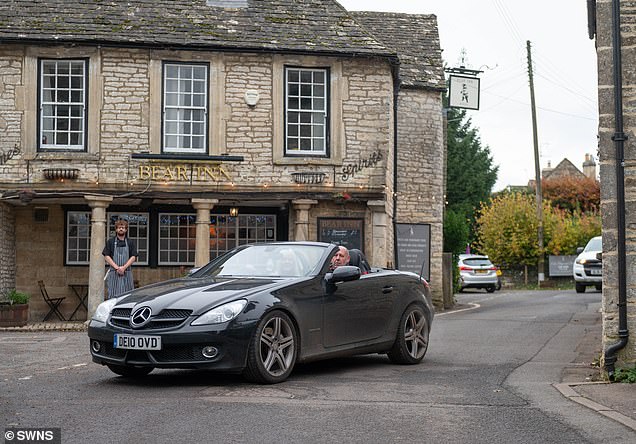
[575,283,586,293]
[106,364,153,378]
[387,304,429,365]
[244,310,298,384]
[595,284,602,291]
[486,286,496,293]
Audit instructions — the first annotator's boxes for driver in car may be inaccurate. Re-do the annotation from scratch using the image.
[329,246,350,270]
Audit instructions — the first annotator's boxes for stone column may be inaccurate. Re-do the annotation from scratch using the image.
[291,199,317,241]
[85,195,112,320]
[367,200,389,268]
[192,198,218,267]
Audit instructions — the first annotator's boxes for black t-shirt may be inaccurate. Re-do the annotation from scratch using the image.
[102,237,138,259]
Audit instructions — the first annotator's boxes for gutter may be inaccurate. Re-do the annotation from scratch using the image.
[604,0,629,379]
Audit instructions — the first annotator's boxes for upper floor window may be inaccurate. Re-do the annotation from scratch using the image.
[163,62,209,154]
[285,67,329,157]
[39,59,87,151]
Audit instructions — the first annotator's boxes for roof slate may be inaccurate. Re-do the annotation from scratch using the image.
[0,0,392,57]
[350,11,446,90]
[0,1,445,90]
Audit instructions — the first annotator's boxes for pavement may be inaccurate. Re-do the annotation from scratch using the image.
[1,315,635,432]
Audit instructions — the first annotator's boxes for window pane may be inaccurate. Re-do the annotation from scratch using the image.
[284,67,328,155]
[163,63,208,153]
[66,211,91,264]
[39,59,86,151]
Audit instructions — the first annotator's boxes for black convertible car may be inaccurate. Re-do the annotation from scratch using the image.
[88,242,434,383]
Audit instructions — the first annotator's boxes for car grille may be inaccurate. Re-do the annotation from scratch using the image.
[95,341,206,363]
[109,308,193,330]
[583,260,602,276]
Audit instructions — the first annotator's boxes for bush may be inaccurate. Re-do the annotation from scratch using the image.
[614,367,636,383]
[5,289,30,305]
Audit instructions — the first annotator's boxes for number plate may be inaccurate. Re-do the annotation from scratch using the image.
[114,334,161,350]
[589,269,602,275]
[475,269,488,274]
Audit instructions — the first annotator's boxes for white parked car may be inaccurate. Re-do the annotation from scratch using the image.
[572,236,602,293]
[458,254,498,293]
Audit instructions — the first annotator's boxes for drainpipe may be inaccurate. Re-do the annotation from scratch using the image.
[604,0,629,380]
[391,60,401,268]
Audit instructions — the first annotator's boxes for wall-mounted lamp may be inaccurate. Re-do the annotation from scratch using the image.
[229,207,239,217]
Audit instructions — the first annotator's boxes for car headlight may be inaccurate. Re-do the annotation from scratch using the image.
[191,300,247,326]
[576,259,587,265]
[92,297,122,323]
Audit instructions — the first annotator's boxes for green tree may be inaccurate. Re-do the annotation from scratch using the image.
[445,106,499,244]
[443,209,469,254]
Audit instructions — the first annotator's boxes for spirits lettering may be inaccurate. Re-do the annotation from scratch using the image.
[0,146,20,165]
[341,150,383,181]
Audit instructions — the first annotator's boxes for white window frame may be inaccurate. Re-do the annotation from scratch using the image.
[106,213,150,265]
[39,58,87,151]
[66,211,91,264]
[284,67,329,156]
[162,62,209,154]
[209,214,277,260]
[158,213,197,265]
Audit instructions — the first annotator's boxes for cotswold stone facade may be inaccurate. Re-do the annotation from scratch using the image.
[593,0,635,369]
[0,1,445,320]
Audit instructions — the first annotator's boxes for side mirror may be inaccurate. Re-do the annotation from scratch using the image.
[576,247,584,254]
[596,252,603,261]
[325,266,361,284]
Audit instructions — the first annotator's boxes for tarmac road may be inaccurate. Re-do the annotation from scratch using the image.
[0,289,634,443]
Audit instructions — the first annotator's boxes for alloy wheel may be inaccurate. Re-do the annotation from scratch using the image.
[259,315,295,377]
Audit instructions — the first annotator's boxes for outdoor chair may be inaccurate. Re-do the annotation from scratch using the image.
[38,280,66,321]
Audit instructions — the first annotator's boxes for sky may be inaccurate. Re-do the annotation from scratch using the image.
[338,0,599,191]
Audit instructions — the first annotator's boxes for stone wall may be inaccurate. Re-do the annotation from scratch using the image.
[396,89,445,305]
[0,202,15,298]
[596,0,635,367]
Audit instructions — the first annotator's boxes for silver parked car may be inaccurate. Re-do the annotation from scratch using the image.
[458,254,498,293]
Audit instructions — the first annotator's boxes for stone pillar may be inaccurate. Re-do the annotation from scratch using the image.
[85,195,112,319]
[192,198,218,267]
[367,200,389,268]
[291,199,317,241]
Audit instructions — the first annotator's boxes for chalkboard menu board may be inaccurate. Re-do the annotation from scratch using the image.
[396,223,430,280]
[318,218,364,250]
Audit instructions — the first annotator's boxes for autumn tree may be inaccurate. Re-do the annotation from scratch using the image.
[541,176,600,213]
[475,192,601,267]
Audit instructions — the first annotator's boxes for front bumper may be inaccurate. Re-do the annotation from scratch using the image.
[87,319,257,372]
[572,263,602,284]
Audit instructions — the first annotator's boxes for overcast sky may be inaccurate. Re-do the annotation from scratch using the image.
[338,0,599,191]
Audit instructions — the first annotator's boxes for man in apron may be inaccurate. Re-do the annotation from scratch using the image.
[102,219,138,299]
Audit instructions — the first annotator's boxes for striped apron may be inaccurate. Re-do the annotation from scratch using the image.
[106,238,134,299]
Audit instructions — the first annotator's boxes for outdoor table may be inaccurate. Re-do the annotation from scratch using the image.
[68,284,88,320]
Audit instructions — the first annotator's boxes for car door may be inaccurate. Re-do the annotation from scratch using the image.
[322,273,395,348]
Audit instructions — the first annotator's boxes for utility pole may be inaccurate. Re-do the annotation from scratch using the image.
[527,40,545,285]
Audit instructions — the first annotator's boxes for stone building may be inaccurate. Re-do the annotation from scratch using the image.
[589,0,635,373]
[541,154,597,181]
[0,0,446,321]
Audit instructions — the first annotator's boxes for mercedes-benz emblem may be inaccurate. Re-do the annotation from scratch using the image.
[130,306,152,328]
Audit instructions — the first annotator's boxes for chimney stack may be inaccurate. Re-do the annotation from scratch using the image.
[583,153,597,179]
